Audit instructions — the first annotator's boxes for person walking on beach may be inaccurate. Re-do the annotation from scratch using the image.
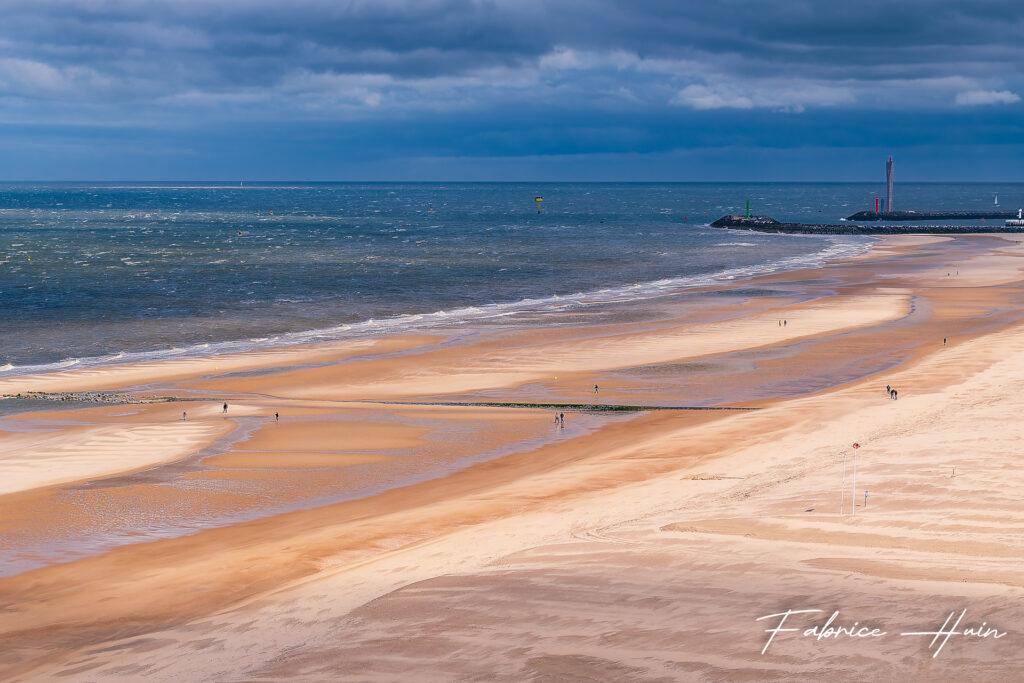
[886,384,891,394]
[559,412,564,425]
[274,411,279,422]
[182,410,187,421]
[222,402,228,414]
[594,384,599,394]
[944,337,947,345]
[554,413,560,424]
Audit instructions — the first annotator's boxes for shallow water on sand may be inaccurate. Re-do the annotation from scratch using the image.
[0,408,620,577]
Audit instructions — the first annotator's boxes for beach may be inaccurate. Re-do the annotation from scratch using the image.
[2,233,1024,680]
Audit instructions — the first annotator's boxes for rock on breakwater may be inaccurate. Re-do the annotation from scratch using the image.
[711,215,1024,235]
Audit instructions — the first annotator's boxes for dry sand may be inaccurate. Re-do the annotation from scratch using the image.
[2,234,1024,681]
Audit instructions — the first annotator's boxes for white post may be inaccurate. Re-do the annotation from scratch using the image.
[840,451,847,516]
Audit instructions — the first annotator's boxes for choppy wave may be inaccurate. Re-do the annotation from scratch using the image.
[0,234,872,379]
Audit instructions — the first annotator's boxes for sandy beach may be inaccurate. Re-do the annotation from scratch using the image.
[2,233,1024,681]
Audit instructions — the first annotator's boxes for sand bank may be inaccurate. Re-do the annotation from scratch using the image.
[0,418,235,496]
[188,293,910,402]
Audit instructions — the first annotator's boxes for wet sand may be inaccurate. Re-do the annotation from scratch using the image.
[2,234,1024,680]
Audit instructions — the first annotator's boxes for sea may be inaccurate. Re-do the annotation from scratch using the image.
[1,182,1020,376]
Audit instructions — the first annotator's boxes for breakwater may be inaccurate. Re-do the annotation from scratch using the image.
[711,215,1024,235]
[846,210,1019,222]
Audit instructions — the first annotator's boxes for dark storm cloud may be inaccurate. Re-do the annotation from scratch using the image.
[1,1,1022,179]
[2,0,1022,108]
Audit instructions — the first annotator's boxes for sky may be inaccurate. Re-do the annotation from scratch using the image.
[1,0,1023,181]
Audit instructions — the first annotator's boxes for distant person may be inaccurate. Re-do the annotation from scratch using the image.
[893,389,898,401]
[886,384,891,394]
[943,337,947,345]
[784,320,787,327]
[182,410,187,421]
[222,402,228,414]
[554,414,560,424]
[559,412,564,425]
[274,411,279,422]
[594,384,599,394]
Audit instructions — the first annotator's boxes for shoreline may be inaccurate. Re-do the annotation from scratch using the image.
[2,233,1024,679]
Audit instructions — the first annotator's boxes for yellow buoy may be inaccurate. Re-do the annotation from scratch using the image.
[535,196,543,214]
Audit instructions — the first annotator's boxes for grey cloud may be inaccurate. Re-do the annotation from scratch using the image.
[955,89,1021,106]
[1,0,1022,118]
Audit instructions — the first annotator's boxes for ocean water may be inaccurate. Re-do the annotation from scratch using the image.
[1,182,1017,375]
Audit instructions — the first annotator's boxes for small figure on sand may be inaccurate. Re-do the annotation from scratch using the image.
[222,402,228,414]
[886,384,891,394]
[594,384,599,394]
[274,411,279,422]
[559,412,564,425]
[943,337,947,345]
[554,413,560,424]
[784,320,787,327]
[182,410,187,421]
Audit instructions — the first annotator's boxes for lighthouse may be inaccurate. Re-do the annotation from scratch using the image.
[885,157,894,213]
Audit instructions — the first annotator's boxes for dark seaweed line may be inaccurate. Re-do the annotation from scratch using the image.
[364,400,756,412]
